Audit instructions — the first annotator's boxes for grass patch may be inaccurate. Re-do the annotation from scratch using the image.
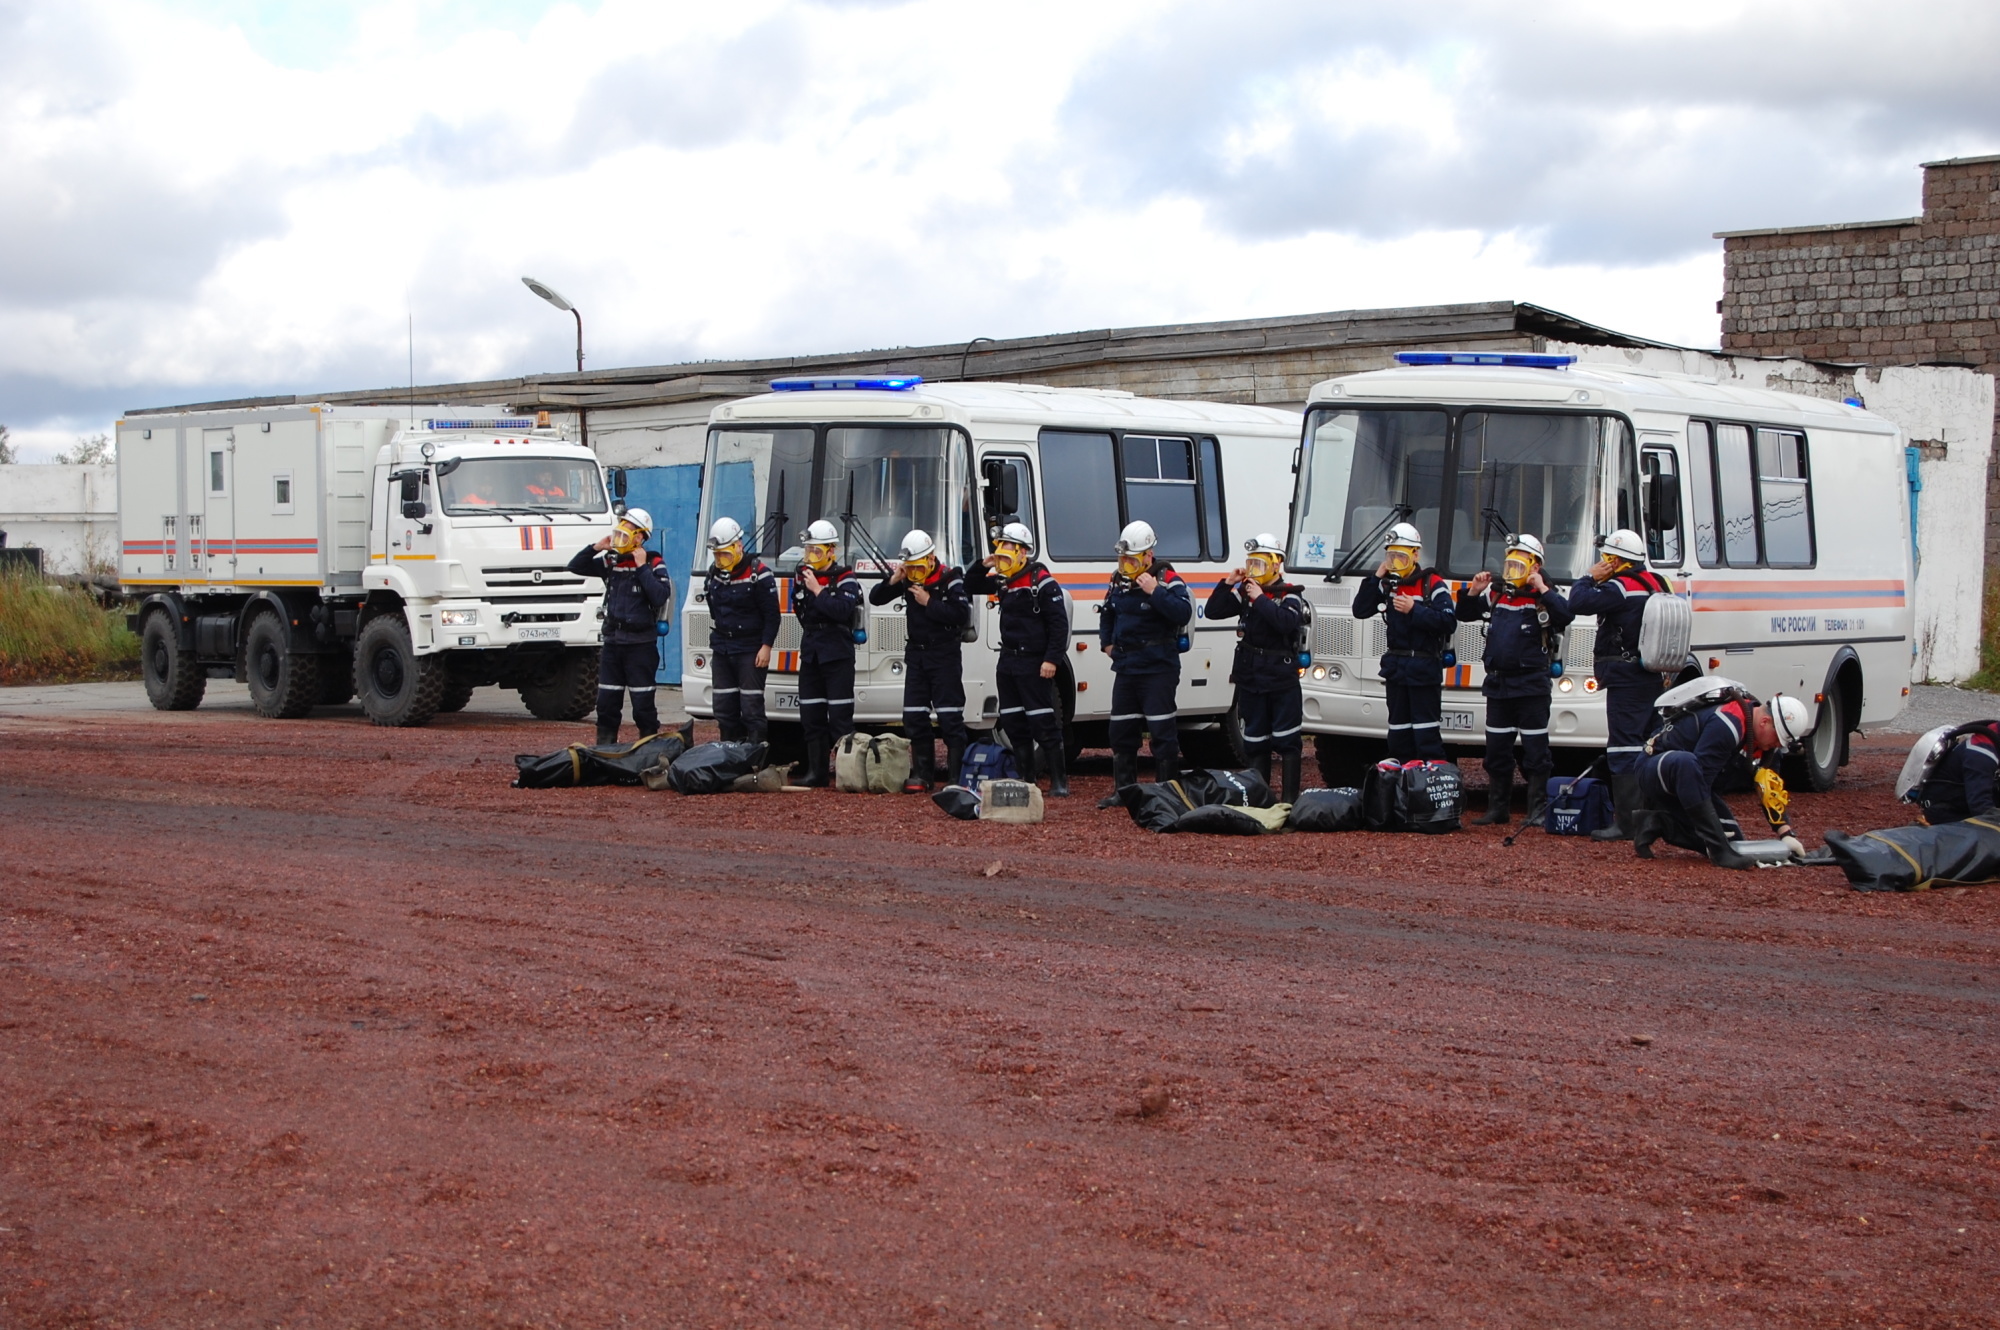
[0,570,141,685]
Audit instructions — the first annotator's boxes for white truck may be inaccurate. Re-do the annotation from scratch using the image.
[116,404,620,726]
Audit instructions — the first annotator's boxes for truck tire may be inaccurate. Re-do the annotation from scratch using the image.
[438,678,477,713]
[353,615,445,727]
[520,649,597,721]
[317,652,356,706]
[140,611,205,711]
[244,612,322,719]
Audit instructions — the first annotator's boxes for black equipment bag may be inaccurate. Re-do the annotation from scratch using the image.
[1198,768,1274,808]
[1119,767,1277,831]
[1361,760,1404,831]
[931,784,982,821]
[1169,804,1269,836]
[664,740,768,795]
[1823,817,2000,892]
[1397,760,1461,834]
[1118,780,1202,832]
[513,733,686,789]
[1287,787,1365,833]
[1544,776,1615,836]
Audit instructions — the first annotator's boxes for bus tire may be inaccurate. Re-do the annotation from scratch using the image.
[354,615,444,727]
[1181,704,1247,770]
[244,611,322,719]
[140,611,205,711]
[519,649,597,721]
[1786,684,1844,793]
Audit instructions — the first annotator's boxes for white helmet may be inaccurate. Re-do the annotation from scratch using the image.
[1599,528,1647,563]
[620,507,653,536]
[996,521,1036,553]
[1115,520,1157,556]
[1244,532,1285,558]
[1386,521,1422,550]
[898,529,937,560]
[1768,693,1812,750]
[800,519,840,546]
[1505,533,1544,561]
[708,516,745,549]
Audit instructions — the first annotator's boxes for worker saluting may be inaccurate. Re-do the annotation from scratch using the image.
[870,529,972,793]
[1098,520,1193,803]
[790,519,863,788]
[1206,533,1307,803]
[964,521,1070,796]
[1351,522,1456,761]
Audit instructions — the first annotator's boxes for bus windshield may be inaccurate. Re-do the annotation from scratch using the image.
[1288,409,1449,573]
[437,456,608,515]
[704,425,958,572]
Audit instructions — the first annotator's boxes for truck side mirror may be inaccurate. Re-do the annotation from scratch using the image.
[607,467,627,500]
[402,499,429,519]
[1646,473,1680,532]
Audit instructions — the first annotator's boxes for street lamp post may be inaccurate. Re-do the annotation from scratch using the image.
[521,275,587,447]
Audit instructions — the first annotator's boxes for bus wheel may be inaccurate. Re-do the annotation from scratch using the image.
[1181,705,1247,769]
[141,611,205,711]
[1786,686,1844,793]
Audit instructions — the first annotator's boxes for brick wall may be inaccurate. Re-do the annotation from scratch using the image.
[1719,154,2000,560]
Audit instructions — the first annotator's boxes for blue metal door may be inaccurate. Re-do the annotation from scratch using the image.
[621,463,703,685]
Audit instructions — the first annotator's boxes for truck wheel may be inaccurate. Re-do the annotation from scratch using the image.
[520,649,598,721]
[140,611,204,711]
[438,678,476,713]
[1785,686,1844,793]
[244,612,322,719]
[353,615,445,727]
[317,652,356,706]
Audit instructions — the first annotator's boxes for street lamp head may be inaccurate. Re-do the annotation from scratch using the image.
[520,276,573,313]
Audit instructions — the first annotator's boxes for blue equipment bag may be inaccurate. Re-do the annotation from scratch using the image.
[1544,776,1614,835]
[958,740,1019,788]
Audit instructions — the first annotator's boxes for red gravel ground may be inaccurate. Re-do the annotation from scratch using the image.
[1,707,1996,1328]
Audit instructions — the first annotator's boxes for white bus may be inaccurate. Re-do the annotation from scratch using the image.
[680,377,1300,760]
[1287,352,1912,790]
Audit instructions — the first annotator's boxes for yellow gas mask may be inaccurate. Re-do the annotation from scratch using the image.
[610,520,646,555]
[991,542,1028,579]
[1502,551,1540,586]
[1246,553,1281,586]
[802,542,838,572]
[1117,551,1151,579]
[1384,545,1418,578]
[712,541,744,573]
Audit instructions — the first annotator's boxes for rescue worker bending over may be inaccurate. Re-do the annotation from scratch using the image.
[568,507,672,746]
[1912,721,2000,824]
[1098,520,1193,804]
[1567,529,1673,841]
[1351,522,1456,760]
[1457,534,1572,826]
[965,522,1070,796]
[791,520,863,788]
[871,529,972,793]
[1633,691,1810,869]
[1206,533,1307,803]
[702,517,781,749]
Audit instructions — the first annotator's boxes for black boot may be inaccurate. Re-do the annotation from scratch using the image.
[1154,751,1181,786]
[1591,773,1636,841]
[1046,742,1070,797]
[1473,773,1512,825]
[1017,740,1039,787]
[1685,799,1757,870]
[905,740,935,793]
[801,739,830,788]
[1522,765,1553,828]
[943,740,966,791]
[1253,751,1273,787]
[1279,749,1302,805]
[1098,750,1140,808]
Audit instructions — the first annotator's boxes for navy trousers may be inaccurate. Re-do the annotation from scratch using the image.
[996,660,1063,752]
[1237,684,1304,758]
[1599,659,1664,775]
[1639,748,1744,836]
[798,653,856,753]
[597,639,660,736]
[1109,670,1180,763]
[710,649,768,744]
[903,651,969,750]
[1482,691,1551,790]
[1385,682,1445,760]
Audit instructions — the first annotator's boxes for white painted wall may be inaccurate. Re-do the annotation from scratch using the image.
[571,401,718,470]
[0,463,118,574]
[1554,343,1995,683]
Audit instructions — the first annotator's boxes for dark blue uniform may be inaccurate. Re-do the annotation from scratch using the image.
[1205,579,1305,761]
[1640,699,1756,831]
[1568,568,1673,775]
[1100,562,1194,775]
[869,565,972,771]
[1352,570,1456,760]
[1456,579,1572,799]
[703,558,781,744]
[965,560,1069,759]
[793,562,863,760]
[569,544,672,740]
[1915,723,2000,824]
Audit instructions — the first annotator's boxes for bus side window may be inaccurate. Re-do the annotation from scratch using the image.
[1039,430,1120,560]
[1641,447,1682,566]
[1714,423,1760,567]
[1197,437,1226,560]
[1122,434,1202,561]
[1685,421,1721,567]
[1757,429,1814,567]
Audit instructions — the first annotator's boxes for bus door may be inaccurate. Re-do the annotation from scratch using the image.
[978,454,1035,650]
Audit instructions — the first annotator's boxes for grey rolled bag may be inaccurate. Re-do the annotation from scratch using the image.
[1823,816,2000,892]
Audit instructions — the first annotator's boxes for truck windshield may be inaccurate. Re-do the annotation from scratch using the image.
[706,425,958,571]
[438,456,608,515]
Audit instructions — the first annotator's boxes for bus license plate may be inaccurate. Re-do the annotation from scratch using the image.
[517,626,560,641]
[1441,710,1475,732]
[774,692,799,710]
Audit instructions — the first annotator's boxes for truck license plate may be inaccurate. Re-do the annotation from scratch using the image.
[773,692,799,710]
[1440,710,1474,732]
[517,626,560,641]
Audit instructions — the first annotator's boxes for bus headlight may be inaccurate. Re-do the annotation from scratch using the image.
[1311,665,1327,680]
[1556,676,1574,692]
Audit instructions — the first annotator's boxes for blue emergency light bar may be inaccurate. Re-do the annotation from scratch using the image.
[423,418,538,430]
[769,375,923,392]
[1394,352,1577,369]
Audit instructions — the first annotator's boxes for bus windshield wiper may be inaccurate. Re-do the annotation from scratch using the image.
[1325,503,1412,582]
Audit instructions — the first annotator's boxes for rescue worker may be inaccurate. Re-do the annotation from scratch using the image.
[791,519,863,788]
[1097,520,1193,804]
[1457,534,1573,826]
[526,467,569,502]
[1910,721,2000,824]
[1206,533,1307,803]
[1567,528,1674,841]
[1632,689,1811,869]
[702,516,780,749]
[1351,522,1456,760]
[870,529,972,793]
[568,508,672,745]
[964,521,1070,796]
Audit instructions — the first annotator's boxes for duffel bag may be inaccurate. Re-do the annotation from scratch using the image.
[1287,787,1365,833]
[1544,776,1614,835]
[1824,817,2000,892]
[1170,803,1287,835]
[1397,759,1461,834]
[958,739,1019,788]
[977,778,1045,824]
[835,732,913,793]
[514,732,686,789]
[1199,768,1274,808]
[1119,780,1202,832]
[1361,759,1404,831]
[664,740,767,794]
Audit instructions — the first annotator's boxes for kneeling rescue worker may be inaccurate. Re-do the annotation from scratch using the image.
[1206,533,1306,803]
[870,529,972,793]
[1098,520,1193,804]
[965,521,1070,796]
[1633,689,1811,869]
[1911,720,2000,824]
[702,516,781,749]
[1567,528,1673,841]
[1457,533,1571,826]
[791,519,863,788]
[1351,522,1456,760]
[569,507,672,745]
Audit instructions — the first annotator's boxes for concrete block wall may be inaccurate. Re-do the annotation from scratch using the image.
[0,463,118,575]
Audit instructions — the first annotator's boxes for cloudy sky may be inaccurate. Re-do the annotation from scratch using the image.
[1,0,1995,458]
